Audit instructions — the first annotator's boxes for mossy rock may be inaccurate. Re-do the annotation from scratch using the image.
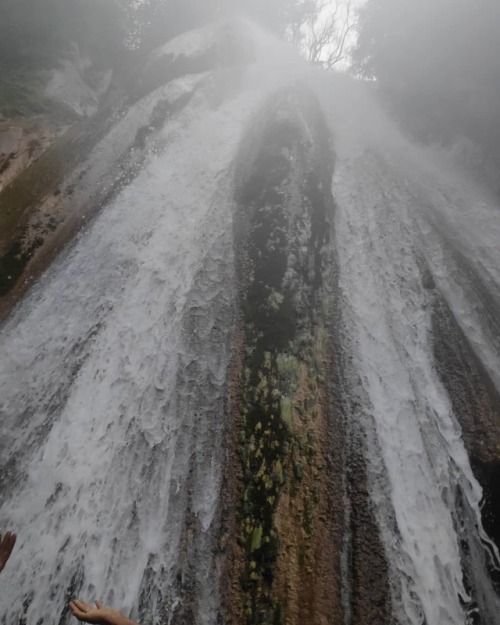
[251,525,263,552]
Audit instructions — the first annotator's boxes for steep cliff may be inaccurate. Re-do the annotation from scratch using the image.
[0,18,500,625]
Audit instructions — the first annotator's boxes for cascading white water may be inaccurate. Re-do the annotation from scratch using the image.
[333,152,474,624]
[316,74,500,624]
[1,19,500,625]
[0,54,274,623]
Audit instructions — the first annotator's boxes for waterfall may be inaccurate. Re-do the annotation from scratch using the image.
[1,19,500,625]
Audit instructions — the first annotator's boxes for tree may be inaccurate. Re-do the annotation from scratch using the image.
[236,0,356,69]
[295,0,356,68]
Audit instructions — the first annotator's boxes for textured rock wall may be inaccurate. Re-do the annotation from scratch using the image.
[0,34,216,321]
[221,87,393,625]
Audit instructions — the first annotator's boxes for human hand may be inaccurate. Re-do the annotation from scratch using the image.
[69,600,139,625]
[0,531,16,572]
[69,600,118,624]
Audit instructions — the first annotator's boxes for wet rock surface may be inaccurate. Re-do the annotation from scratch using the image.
[0,22,246,322]
[432,290,500,609]
[0,66,204,321]
[221,87,393,625]
[0,117,65,191]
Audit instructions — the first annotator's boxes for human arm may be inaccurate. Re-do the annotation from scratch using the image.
[68,600,140,625]
[0,531,16,573]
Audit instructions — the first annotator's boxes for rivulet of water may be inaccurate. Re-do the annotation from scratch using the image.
[321,75,500,622]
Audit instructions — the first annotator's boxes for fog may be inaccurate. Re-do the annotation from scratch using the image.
[1,2,500,625]
[354,0,500,194]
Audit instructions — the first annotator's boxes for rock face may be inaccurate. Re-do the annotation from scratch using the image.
[0,26,222,321]
[0,126,22,158]
[231,87,336,625]
[219,87,393,625]
[0,118,64,192]
[0,44,112,195]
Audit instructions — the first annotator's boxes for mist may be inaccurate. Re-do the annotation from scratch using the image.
[1,3,500,625]
[355,0,500,194]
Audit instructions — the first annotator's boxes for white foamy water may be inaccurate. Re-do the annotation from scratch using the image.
[317,74,500,624]
[0,49,278,623]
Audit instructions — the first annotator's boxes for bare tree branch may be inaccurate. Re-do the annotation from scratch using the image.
[289,0,356,70]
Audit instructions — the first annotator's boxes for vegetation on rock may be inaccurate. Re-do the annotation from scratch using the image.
[232,88,336,624]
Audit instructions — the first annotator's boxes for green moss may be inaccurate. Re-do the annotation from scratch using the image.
[234,88,335,625]
[251,525,263,552]
[280,396,293,429]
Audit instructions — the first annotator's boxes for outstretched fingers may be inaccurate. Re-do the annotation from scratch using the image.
[69,600,94,620]
[68,599,111,624]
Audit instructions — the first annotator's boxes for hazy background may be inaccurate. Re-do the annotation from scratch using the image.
[1,0,500,193]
